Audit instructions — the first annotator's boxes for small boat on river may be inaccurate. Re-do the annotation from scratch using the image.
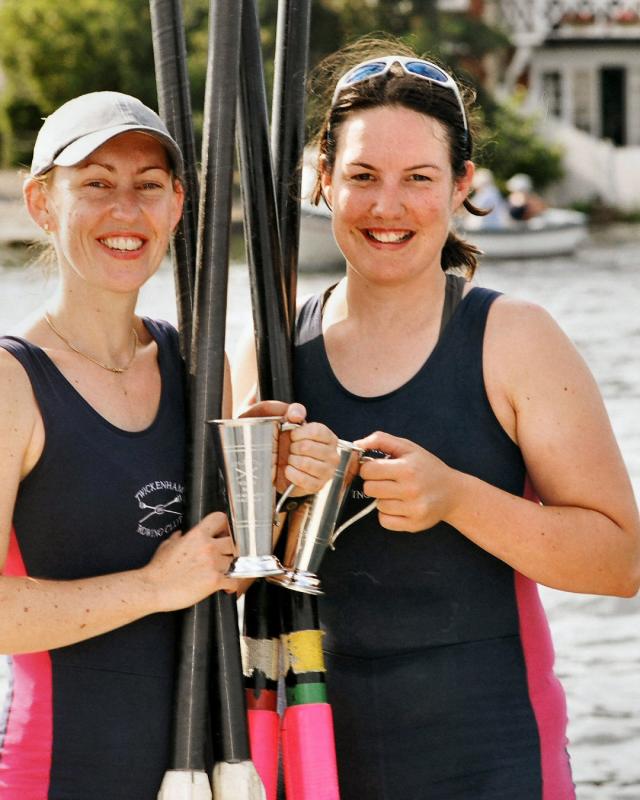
[457,207,588,260]
[298,202,589,271]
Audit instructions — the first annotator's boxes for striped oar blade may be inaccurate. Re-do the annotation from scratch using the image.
[237,1,339,798]
[235,3,288,794]
[280,592,338,800]
[270,2,339,798]
[243,581,281,800]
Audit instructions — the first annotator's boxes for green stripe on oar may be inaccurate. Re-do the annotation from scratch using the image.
[286,683,328,706]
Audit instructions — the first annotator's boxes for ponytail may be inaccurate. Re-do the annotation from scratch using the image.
[441,230,482,278]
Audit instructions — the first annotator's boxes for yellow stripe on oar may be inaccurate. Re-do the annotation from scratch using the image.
[283,629,326,674]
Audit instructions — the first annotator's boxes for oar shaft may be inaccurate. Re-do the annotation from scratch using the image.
[192,0,248,771]
[237,0,292,403]
[271,0,312,329]
[150,0,206,774]
[150,0,199,358]
[210,592,251,762]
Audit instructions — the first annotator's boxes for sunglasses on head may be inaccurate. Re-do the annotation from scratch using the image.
[331,56,468,132]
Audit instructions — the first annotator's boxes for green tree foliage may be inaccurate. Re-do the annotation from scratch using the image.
[0,0,158,165]
[476,99,564,191]
[0,0,562,190]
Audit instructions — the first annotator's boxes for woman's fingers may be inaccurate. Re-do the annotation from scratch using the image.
[288,420,332,445]
[361,478,399,500]
[239,400,307,424]
[239,399,289,419]
[282,422,339,492]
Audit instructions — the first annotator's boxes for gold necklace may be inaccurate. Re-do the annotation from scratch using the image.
[44,313,139,374]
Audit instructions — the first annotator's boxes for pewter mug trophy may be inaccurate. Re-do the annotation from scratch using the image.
[269,439,377,595]
[211,417,297,578]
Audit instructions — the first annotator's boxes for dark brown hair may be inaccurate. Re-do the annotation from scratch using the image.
[308,36,485,277]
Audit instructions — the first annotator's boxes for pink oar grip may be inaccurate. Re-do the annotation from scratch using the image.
[281,703,340,800]
[248,709,279,800]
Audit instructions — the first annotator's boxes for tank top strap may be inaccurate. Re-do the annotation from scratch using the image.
[0,334,71,405]
[447,286,502,346]
[295,293,323,347]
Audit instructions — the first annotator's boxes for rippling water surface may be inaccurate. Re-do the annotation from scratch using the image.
[1,225,639,797]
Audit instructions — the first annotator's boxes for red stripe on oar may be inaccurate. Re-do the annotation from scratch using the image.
[245,687,278,711]
[248,709,279,800]
[281,703,340,800]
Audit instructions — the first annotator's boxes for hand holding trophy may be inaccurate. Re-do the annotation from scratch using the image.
[211,402,340,578]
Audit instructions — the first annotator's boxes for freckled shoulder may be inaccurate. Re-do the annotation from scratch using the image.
[0,347,42,565]
[484,294,581,378]
[0,346,41,477]
[482,295,594,439]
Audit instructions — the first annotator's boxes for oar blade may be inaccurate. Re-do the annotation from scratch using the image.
[157,769,213,800]
[211,762,267,799]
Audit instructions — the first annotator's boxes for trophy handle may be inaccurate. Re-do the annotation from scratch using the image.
[280,421,299,433]
[328,451,390,546]
[329,499,377,548]
[274,483,296,517]
[272,420,301,519]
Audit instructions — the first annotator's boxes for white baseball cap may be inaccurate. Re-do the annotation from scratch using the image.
[31,91,183,178]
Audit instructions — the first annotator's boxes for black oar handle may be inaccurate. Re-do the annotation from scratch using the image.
[237,0,293,404]
[190,0,248,770]
[271,0,312,330]
[150,0,199,360]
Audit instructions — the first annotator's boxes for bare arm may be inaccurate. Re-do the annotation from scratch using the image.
[357,299,640,597]
[231,327,258,415]
[0,351,235,655]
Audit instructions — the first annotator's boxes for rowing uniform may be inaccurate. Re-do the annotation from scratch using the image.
[0,319,185,799]
[293,286,575,799]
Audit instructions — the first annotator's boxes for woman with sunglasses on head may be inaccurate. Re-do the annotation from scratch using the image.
[0,92,338,799]
[289,38,639,798]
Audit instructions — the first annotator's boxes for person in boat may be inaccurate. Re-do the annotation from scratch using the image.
[506,172,547,221]
[0,91,338,799]
[467,167,510,230]
[234,38,640,799]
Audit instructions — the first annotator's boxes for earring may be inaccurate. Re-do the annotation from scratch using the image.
[43,221,50,234]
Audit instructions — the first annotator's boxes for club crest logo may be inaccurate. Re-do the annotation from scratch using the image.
[134,480,184,538]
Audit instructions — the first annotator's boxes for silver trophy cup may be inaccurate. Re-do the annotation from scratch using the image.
[269,439,377,594]
[212,417,296,578]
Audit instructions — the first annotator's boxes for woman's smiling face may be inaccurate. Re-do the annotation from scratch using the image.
[321,105,473,287]
[38,131,184,295]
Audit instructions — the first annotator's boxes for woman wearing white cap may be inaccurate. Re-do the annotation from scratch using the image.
[0,92,338,798]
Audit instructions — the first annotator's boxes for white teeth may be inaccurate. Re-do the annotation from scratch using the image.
[367,230,412,243]
[100,236,144,251]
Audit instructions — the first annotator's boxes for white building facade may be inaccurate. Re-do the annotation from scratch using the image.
[494,0,640,209]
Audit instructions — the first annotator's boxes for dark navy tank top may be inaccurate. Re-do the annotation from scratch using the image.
[293,288,574,799]
[0,319,186,800]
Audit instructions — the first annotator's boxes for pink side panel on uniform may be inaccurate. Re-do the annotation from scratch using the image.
[0,527,52,799]
[517,481,574,800]
[248,709,279,800]
[281,703,340,800]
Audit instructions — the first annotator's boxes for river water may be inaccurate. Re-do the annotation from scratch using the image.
[1,225,639,797]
